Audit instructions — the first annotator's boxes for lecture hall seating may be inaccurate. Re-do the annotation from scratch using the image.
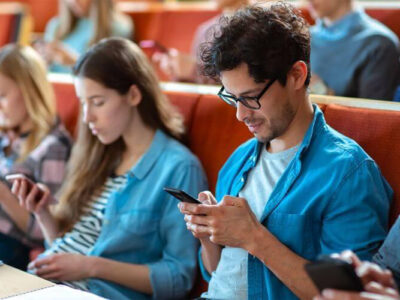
[2,1,399,53]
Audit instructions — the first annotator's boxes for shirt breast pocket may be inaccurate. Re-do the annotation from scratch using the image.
[118,210,160,240]
[266,212,319,259]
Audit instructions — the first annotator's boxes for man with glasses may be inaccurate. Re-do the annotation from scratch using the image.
[178,3,392,300]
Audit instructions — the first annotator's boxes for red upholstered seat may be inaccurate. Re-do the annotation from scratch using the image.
[164,90,201,134]
[52,81,80,138]
[189,94,251,193]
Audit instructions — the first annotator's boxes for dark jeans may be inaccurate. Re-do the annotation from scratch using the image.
[0,232,30,270]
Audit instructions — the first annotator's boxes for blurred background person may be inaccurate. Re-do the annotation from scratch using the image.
[153,0,249,83]
[308,0,400,100]
[0,44,72,270]
[37,0,133,73]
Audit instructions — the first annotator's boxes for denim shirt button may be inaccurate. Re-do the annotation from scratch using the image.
[241,177,244,182]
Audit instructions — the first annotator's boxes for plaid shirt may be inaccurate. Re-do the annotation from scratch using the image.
[0,119,72,247]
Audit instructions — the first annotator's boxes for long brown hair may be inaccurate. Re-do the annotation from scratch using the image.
[55,0,114,46]
[54,37,184,232]
[0,44,56,161]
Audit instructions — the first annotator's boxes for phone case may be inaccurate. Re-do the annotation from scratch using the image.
[305,258,364,292]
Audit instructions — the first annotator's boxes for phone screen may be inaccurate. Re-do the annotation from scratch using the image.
[163,187,201,204]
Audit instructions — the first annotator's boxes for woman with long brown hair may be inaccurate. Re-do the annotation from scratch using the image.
[13,38,206,299]
[38,0,133,73]
[0,44,72,270]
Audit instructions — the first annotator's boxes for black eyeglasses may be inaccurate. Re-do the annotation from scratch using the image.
[218,79,276,110]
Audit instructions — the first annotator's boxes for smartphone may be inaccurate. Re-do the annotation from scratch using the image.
[0,176,12,188]
[139,40,168,53]
[163,187,201,204]
[304,256,364,292]
[5,173,44,200]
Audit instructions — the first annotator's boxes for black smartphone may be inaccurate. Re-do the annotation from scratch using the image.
[163,187,201,204]
[5,173,45,201]
[304,256,364,292]
[0,176,12,188]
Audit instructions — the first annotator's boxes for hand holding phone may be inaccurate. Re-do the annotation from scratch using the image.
[164,187,201,204]
[139,40,168,53]
[5,173,45,201]
[305,256,364,292]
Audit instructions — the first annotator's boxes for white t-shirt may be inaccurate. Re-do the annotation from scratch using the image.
[203,144,299,300]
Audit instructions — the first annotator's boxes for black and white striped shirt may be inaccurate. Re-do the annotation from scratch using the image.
[41,174,128,290]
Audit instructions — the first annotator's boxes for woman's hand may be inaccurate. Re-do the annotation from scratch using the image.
[34,40,78,67]
[28,253,94,281]
[152,49,196,82]
[11,179,53,218]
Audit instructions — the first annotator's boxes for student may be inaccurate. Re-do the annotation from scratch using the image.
[308,0,400,100]
[38,0,133,73]
[153,0,249,83]
[314,248,400,300]
[0,44,72,270]
[178,3,392,299]
[13,37,207,300]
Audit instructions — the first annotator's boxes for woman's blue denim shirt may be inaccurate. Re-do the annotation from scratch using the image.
[200,105,392,299]
[87,130,207,299]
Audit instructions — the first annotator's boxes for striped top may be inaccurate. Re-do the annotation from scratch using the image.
[40,174,128,290]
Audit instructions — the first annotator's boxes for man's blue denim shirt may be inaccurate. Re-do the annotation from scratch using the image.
[86,130,208,299]
[200,105,393,299]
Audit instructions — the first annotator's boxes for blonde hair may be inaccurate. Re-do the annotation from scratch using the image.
[0,44,56,161]
[55,0,115,46]
[54,38,184,232]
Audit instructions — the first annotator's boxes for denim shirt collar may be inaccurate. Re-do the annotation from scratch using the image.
[257,104,324,221]
[128,129,169,180]
[253,103,323,162]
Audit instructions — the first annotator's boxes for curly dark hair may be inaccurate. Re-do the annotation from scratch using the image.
[200,2,311,86]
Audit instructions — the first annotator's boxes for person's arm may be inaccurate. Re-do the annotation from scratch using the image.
[90,257,152,294]
[358,38,400,101]
[320,160,391,261]
[180,191,222,276]
[0,182,30,232]
[200,238,223,275]
[88,163,205,297]
[30,253,152,294]
[248,223,318,299]
[182,195,318,299]
[373,217,400,288]
[11,180,59,244]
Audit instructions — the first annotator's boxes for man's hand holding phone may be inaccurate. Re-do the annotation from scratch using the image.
[6,174,52,217]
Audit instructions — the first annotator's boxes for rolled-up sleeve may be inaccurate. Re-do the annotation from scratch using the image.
[148,163,207,299]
